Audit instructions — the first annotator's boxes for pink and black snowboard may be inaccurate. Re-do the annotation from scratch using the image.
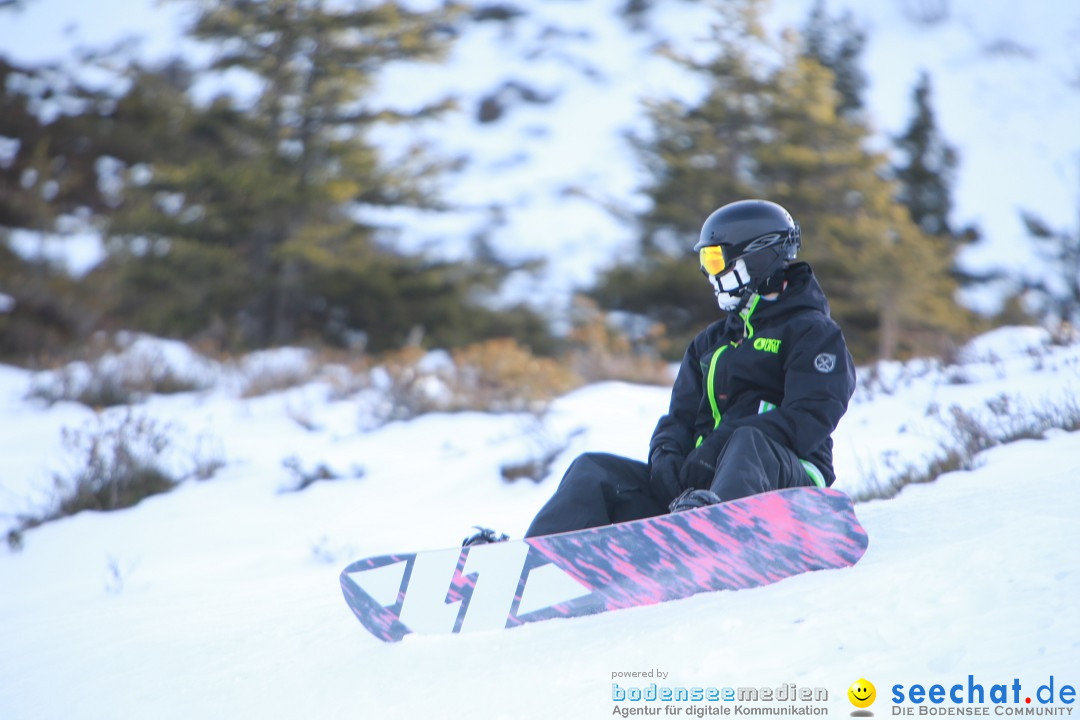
[339,486,868,642]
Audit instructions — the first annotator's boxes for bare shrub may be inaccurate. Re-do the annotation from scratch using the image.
[26,334,212,408]
[900,0,950,27]
[189,431,227,481]
[236,348,317,398]
[280,455,363,493]
[853,391,1080,502]
[449,339,581,413]
[372,346,447,421]
[850,444,972,503]
[320,351,372,401]
[369,340,582,424]
[565,296,673,386]
[51,412,175,513]
[500,419,584,484]
[7,412,227,550]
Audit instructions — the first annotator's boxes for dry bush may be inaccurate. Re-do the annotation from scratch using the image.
[317,350,372,401]
[500,419,585,484]
[449,339,581,413]
[26,334,212,408]
[235,348,318,398]
[8,412,176,550]
[372,346,447,421]
[565,296,673,386]
[370,339,582,423]
[280,454,363,493]
[53,412,175,512]
[852,390,1080,502]
[7,411,227,550]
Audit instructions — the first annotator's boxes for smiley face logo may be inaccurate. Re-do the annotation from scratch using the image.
[848,678,876,709]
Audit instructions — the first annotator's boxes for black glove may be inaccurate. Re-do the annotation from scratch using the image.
[678,433,726,491]
[648,446,684,504]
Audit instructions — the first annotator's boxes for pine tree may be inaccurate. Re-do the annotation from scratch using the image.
[799,0,868,118]
[0,53,123,357]
[891,69,994,299]
[635,2,767,252]
[761,46,968,360]
[0,55,126,231]
[595,1,769,351]
[892,71,959,239]
[1019,200,1080,328]
[101,0,487,350]
[593,1,970,361]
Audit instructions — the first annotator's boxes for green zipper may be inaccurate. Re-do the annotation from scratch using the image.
[698,295,763,445]
[741,294,761,340]
[706,344,728,432]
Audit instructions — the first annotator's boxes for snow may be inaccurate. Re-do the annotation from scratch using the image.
[4,228,106,278]
[1,327,1079,719]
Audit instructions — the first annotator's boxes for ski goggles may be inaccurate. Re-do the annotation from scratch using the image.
[699,245,727,276]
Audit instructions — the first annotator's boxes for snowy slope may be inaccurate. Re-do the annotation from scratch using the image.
[4,0,1079,307]
[363,0,1080,308]
[0,327,1078,719]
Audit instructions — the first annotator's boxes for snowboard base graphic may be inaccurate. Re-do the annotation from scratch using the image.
[340,486,868,642]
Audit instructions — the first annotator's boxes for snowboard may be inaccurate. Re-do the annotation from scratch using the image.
[339,486,868,642]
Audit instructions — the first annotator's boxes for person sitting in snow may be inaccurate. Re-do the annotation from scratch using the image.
[466,199,857,545]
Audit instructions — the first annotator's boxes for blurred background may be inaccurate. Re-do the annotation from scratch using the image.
[2,0,1079,370]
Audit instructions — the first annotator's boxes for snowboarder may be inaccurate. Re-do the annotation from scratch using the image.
[467,199,856,545]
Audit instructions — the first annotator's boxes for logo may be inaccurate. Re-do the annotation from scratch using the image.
[890,674,1076,713]
[744,233,784,252]
[849,678,877,714]
[753,337,782,354]
[814,352,837,373]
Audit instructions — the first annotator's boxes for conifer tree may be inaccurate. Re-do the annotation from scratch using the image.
[1019,201,1080,327]
[892,71,959,239]
[595,1,769,351]
[799,0,867,118]
[102,0,495,351]
[635,1,767,252]
[0,53,122,357]
[0,55,123,231]
[594,0,970,360]
[892,70,991,295]
[760,46,967,360]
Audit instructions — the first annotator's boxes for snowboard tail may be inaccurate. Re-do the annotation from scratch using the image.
[340,486,868,642]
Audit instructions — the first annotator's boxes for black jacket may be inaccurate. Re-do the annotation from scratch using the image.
[649,263,856,485]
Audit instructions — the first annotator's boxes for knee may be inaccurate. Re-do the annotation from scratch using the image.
[575,452,611,466]
[560,452,644,492]
[560,452,608,484]
[567,451,603,470]
[727,425,767,447]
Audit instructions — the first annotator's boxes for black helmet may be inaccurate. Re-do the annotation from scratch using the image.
[695,199,801,283]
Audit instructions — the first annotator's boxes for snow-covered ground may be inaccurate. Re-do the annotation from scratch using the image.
[1,326,1078,719]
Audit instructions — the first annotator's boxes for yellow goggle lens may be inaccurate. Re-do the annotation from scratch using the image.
[699,246,727,276]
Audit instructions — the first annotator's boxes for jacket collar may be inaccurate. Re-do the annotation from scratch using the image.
[719,263,829,342]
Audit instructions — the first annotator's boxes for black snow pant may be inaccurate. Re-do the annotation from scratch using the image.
[524,426,815,538]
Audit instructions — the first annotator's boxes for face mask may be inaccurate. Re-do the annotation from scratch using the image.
[708,258,750,311]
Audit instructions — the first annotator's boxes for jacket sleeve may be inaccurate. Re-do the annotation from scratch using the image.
[706,315,855,460]
[649,338,705,459]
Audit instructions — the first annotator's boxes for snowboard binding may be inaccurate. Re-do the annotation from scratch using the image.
[669,488,723,513]
[462,526,510,547]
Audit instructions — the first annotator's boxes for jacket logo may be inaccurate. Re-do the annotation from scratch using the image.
[814,353,837,373]
[753,337,782,354]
